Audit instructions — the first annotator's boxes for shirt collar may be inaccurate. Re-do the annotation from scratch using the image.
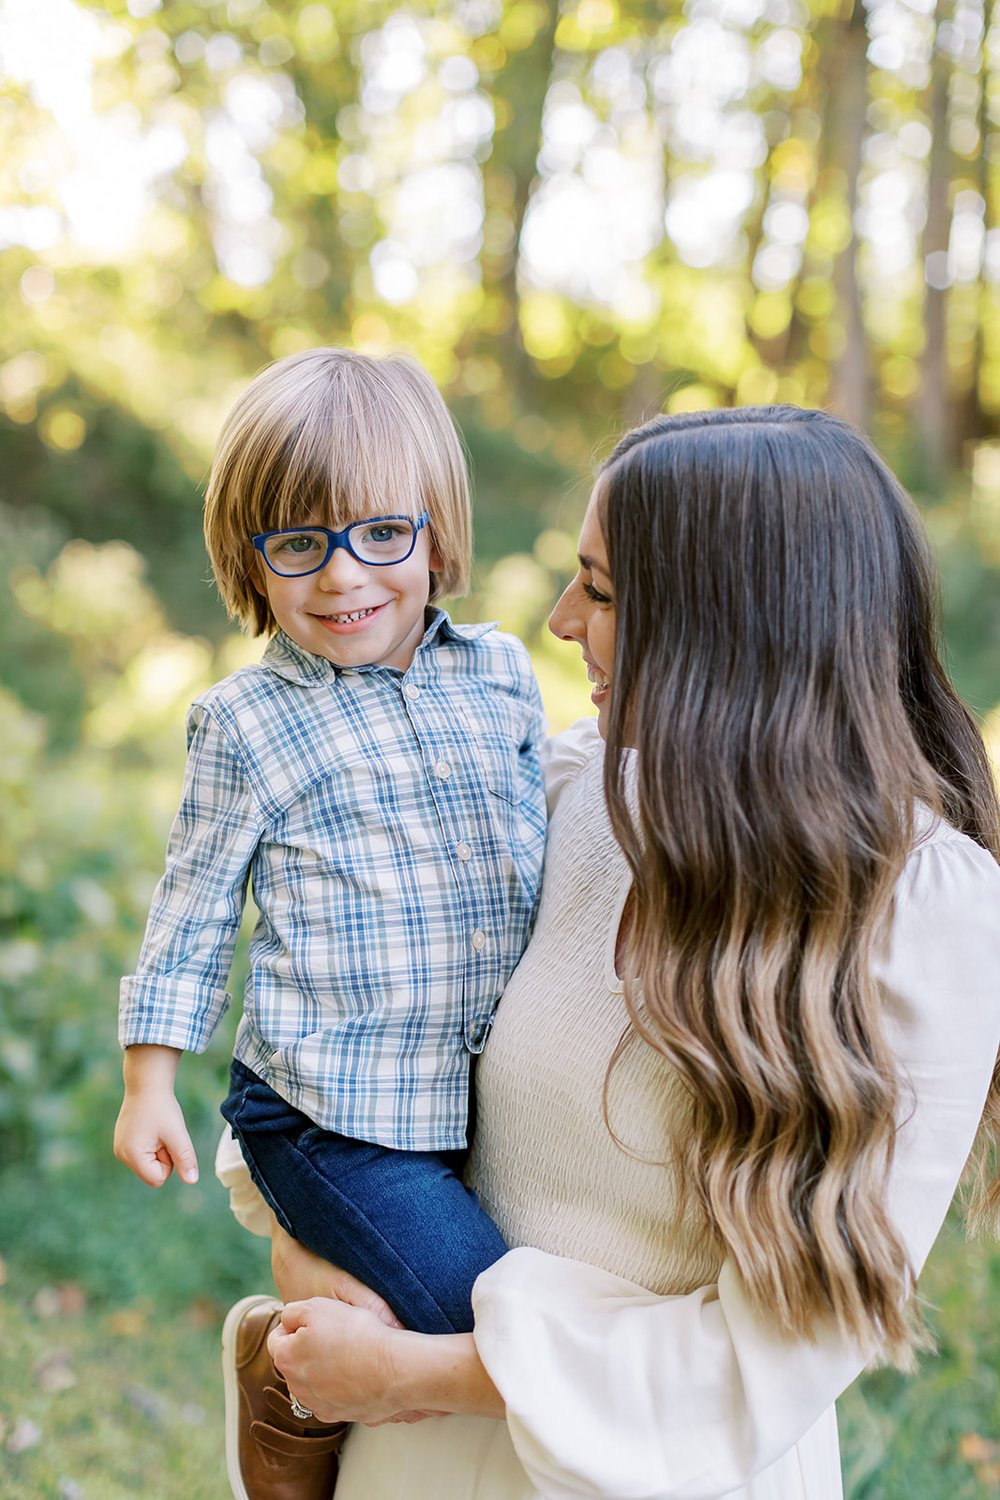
[259,608,498,687]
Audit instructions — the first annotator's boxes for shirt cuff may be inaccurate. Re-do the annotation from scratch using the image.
[118,974,231,1052]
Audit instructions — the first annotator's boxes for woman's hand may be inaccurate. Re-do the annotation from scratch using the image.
[268,1297,417,1425]
[268,1298,507,1426]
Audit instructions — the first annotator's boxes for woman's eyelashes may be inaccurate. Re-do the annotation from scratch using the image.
[582,580,612,605]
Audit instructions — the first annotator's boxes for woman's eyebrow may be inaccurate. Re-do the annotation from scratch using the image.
[578,552,611,579]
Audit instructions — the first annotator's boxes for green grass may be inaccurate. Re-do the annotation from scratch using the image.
[0,1146,270,1500]
[1,1160,999,1499]
[0,1269,229,1500]
[838,1220,1000,1499]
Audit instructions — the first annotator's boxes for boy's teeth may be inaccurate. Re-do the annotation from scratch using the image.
[329,607,376,623]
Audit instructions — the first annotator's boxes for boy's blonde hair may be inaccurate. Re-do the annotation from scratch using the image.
[204,347,472,635]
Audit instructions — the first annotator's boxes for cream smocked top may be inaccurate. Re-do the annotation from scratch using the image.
[469,722,719,1298]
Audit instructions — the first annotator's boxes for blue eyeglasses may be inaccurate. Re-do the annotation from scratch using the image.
[253,513,430,578]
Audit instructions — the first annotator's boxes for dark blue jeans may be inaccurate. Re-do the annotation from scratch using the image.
[220,1059,507,1335]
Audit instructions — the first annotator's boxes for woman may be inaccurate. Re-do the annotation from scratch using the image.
[225,406,1000,1499]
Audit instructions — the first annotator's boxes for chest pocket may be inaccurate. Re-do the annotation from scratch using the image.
[457,704,525,807]
[475,731,523,806]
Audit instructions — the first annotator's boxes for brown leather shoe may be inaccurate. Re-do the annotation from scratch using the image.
[222,1295,347,1500]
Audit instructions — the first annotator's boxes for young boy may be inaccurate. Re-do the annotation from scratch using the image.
[114,349,547,1353]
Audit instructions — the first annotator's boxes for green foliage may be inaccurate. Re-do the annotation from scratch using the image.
[0,4,999,1493]
[1,1151,270,1313]
[0,521,244,1178]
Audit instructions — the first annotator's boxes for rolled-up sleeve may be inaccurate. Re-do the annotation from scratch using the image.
[118,705,262,1053]
[471,832,1000,1500]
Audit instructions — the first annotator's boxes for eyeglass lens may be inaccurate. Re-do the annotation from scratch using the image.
[263,519,418,575]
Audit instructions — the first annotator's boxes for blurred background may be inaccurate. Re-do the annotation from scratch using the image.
[1,0,999,1495]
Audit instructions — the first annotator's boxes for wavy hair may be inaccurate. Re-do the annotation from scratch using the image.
[598,406,1000,1365]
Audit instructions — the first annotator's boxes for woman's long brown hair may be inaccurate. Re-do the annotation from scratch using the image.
[599,406,1000,1365]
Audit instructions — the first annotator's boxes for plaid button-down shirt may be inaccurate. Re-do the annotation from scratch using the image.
[119,611,547,1150]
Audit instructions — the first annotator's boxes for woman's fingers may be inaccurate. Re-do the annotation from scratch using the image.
[277,1299,311,1334]
[365,1409,445,1426]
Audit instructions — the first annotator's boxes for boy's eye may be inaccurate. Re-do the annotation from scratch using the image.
[277,533,321,554]
[362,522,408,545]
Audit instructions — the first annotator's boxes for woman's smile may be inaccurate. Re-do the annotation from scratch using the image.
[585,658,611,704]
[548,490,616,733]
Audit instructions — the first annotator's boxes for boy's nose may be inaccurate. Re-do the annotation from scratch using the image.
[316,544,369,588]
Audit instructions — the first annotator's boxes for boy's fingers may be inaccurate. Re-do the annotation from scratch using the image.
[126,1147,172,1188]
[163,1129,199,1184]
[149,1150,173,1184]
[114,1126,167,1186]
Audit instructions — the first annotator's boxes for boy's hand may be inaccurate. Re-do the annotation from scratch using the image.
[114,1090,200,1185]
[113,1044,199,1187]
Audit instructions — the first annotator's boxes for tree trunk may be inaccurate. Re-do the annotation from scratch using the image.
[952,0,996,452]
[916,0,955,488]
[475,1,561,398]
[825,0,871,430]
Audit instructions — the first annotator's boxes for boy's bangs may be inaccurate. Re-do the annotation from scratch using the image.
[263,406,426,533]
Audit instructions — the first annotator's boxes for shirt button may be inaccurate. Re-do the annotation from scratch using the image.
[456,842,472,862]
[339,669,358,679]
[434,760,451,779]
[403,682,420,701]
[471,929,486,952]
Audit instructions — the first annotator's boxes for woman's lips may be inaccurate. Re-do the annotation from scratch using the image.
[586,662,609,700]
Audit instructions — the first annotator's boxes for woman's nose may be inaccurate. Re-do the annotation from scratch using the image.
[548,583,581,642]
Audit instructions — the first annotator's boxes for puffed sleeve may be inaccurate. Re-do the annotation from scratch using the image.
[471,829,1000,1500]
[541,718,603,815]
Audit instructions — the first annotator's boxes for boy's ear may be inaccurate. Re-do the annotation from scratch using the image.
[428,539,445,576]
[249,550,267,597]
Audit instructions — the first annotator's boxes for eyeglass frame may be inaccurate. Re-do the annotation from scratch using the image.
[252,512,431,578]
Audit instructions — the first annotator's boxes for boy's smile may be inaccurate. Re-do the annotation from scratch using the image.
[255,522,443,672]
